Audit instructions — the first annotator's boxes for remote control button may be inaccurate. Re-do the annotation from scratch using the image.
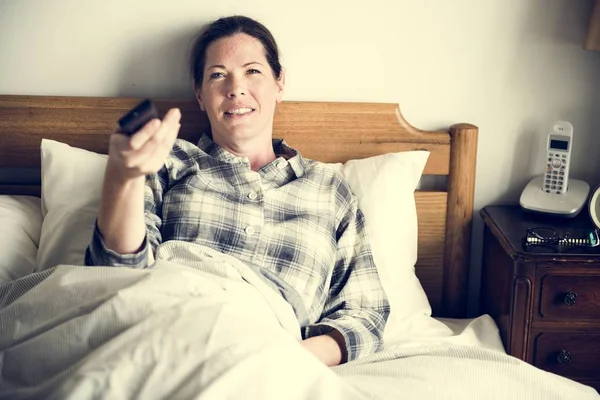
[549,153,554,156]
[545,189,551,193]
[551,185,556,189]
[559,172,564,176]
[551,159,562,168]
[545,184,549,188]
[556,191,561,194]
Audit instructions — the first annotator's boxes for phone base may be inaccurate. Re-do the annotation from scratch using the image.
[519,176,590,218]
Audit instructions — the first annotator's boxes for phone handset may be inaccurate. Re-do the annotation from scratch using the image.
[543,121,573,195]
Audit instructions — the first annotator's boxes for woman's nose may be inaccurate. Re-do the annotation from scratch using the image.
[226,76,245,98]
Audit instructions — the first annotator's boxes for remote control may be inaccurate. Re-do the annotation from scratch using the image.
[118,99,160,136]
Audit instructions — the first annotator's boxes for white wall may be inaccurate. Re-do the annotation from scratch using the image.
[2,0,600,313]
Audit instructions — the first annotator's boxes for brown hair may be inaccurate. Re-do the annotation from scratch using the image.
[189,15,283,89]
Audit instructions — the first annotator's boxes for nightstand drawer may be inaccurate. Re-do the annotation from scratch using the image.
[539,273,600,320]
[533,333,600,380]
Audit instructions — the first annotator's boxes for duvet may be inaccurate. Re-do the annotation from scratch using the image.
[0,241,597,399]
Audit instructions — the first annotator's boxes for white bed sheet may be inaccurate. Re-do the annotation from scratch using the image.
[384,314,506,353]
[2,242,596,400]
[434,315,506,352]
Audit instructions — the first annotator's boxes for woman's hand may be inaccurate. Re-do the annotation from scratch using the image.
[301,331,345,367]
[107,108,181,181]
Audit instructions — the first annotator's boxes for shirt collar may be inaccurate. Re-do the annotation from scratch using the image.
[272,138,308,179]
[196,134,309,181]
[197,134,248,165]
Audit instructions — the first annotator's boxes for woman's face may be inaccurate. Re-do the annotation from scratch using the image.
[196,33,285,146]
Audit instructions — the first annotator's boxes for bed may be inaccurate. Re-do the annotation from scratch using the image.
[0,95,597,399]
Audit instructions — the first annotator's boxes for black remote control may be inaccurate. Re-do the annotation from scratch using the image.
[118,99,160,136]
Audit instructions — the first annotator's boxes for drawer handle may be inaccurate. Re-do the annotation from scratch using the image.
[557,350,572,364]
[563,291,578,306]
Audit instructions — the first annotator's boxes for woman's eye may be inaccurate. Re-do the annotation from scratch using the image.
[247,69,261,75]
[209,72,224,80]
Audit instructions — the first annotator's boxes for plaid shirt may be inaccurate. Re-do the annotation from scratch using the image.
[85,135,390,362]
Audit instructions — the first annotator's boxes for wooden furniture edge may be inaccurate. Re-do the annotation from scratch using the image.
[0,95,452,170]
[443,123,478,317]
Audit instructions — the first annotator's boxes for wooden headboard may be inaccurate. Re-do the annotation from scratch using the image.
[0,95,478,318]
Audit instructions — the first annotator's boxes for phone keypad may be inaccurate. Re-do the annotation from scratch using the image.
[544,152,569,193]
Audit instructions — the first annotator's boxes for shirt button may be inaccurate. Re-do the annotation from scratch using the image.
[276,160,287,169]
[248,191,258,200]
[245,226,255,235]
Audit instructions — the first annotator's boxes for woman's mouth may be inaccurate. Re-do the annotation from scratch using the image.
[224,107,254,116]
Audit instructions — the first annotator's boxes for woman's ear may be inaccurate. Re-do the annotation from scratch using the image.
[276,69,286,103]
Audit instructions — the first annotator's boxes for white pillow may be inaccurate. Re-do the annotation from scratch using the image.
[36,139,107,271]
[0,195,43,283]
[38,139,434,342]
[338,151,433,343]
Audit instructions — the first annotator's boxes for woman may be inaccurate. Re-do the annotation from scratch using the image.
[85,15,389,366]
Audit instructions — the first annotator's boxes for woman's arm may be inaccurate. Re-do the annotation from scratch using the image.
[303,193,390,363]
[87,108,180,265]
[98,167,147,255]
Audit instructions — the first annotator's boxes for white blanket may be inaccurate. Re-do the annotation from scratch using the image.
[336,343,598,399]
[0,242,597,399]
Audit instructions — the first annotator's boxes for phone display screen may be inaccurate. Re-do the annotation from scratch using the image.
[550,139,569,150]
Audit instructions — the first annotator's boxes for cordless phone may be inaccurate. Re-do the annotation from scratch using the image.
[542,121,573,194]
[520,121,588,217]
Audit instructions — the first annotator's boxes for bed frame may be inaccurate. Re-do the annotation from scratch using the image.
[0,95,478,318]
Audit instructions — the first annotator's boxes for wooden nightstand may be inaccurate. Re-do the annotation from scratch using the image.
[480,205,600,392]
